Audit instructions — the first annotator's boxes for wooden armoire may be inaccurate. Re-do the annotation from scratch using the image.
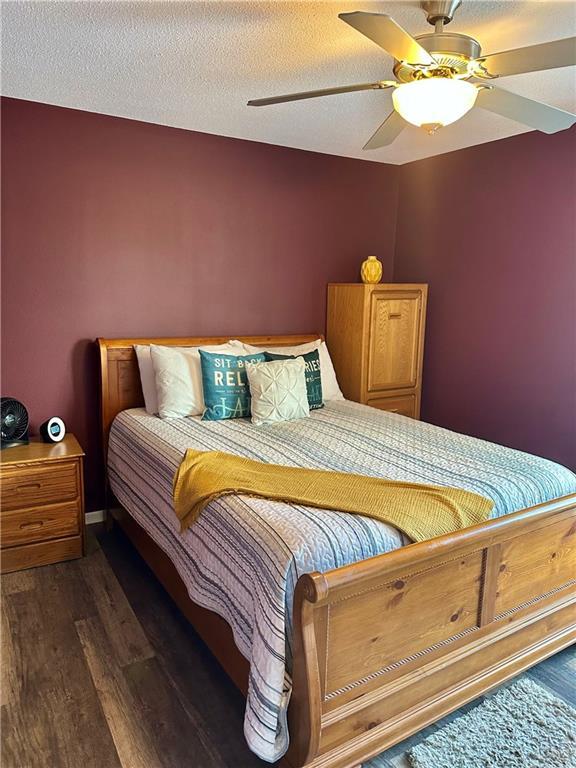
[326,283,428,419]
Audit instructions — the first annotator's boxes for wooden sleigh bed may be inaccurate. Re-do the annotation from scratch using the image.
[99,334,576,768]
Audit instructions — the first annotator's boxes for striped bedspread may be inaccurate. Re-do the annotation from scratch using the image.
[108,401,576,762]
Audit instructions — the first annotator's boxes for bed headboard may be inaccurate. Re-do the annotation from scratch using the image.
[97,334,323,457]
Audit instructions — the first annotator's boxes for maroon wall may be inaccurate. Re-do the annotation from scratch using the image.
[1,98,399,509]
[395,128,576,470]
[3,97,574,513]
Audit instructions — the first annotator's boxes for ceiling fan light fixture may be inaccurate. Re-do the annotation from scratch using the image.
[392,77,479,129]
[249,8,576,148]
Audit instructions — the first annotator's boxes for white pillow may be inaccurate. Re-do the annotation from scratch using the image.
[150,343,239,419]
[134,345,160,415]
[246,358,309,426]
[230,339,344,401]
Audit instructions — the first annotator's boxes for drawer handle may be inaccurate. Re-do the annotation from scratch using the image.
[19,521,44,530]
[16,483,42,492]
[389,313,402,320]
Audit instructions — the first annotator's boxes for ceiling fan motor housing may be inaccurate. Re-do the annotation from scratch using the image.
[393,32,482,82]
[421,0,463,26]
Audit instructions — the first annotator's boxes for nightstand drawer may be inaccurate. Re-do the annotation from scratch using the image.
[1,461,78,511]
[1,535,83,574]
[1,501,80,548]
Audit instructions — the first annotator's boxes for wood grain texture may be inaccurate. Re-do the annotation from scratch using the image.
[123,656,226,768]
[1,602,19,708]
[2,526,575,768]
[494,516,576,618]
[325,287,368,402]
[112,507,250,693]
[97,332,576,768]
[75,615,163,768]
[105,497,576,768]
[98,524,260,768]
[0,435,85,573]
[286,496,576,768]
[326,284,427,419]
[2,570,122,768]
[1,461,78,511]
[479,544,502,627]
[0,435,84,466]
[1,536,83,574]
[80,547,154,668]
[1,568,35,595]
[368,294,421,392]
[1,501,80,548]
[324,551,484,696]
[365,394,416,419]
[48,559,99,623]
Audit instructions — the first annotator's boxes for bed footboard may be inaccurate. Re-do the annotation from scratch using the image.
[286,494,576,768]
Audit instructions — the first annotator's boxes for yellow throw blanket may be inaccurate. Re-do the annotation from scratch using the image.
[173,449,494,542]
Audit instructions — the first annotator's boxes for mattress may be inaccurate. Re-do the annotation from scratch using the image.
[108,400,576,762]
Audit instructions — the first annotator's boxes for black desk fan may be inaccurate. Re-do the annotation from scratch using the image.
[1,397,29,448]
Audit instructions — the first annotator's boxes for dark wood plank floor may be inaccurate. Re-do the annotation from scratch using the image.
[2,524,574,768]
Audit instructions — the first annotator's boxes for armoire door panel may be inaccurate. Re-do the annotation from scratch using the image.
[368,292,421,392]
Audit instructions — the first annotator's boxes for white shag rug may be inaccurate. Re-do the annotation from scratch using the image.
[368,678,576,768]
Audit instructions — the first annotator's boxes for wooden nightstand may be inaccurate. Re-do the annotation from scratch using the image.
[1,435,85,573]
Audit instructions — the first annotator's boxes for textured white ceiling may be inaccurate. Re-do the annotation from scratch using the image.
[2,1,575,164]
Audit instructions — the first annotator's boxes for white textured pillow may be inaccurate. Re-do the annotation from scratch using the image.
[246,358,310,426]
[134,345,159,415]
[231,339,344,401]
[150,343,239,419]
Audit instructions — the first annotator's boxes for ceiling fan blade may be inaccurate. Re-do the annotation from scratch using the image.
[247,81,395,107]
[339,12,436,67]
[364,110,406,150]
[478,37,576,78]
[476,86,576,134]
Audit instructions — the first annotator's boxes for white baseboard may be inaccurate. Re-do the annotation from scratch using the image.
[85,508,122,525]
[84,507,122,525]
[85,509,105,525]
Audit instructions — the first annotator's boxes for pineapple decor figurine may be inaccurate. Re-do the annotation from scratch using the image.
[360,255,383,284]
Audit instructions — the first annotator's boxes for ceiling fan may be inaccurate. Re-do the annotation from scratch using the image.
[247,0,576,149]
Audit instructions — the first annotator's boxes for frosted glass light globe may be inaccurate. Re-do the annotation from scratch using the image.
[392,78,479,129]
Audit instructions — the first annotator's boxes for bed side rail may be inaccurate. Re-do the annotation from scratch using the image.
[287,495,576,768]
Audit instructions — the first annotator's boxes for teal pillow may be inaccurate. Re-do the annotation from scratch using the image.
[199,350,266,420]
[264,349,323,410]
